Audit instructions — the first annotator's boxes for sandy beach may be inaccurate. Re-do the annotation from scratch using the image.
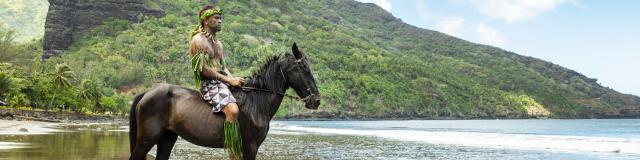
[0,120,61,150]
[0,119,60,135]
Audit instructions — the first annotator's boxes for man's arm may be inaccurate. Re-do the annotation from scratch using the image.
[223,68,233,78]
[203,61,232,82]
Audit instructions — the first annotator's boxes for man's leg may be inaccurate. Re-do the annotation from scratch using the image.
[222,102,242,159]
[222,103,239,122]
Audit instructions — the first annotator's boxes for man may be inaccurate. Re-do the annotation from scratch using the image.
[189,6,245,159]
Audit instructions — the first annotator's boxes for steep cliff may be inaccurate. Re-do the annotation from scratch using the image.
[42,0,164,59]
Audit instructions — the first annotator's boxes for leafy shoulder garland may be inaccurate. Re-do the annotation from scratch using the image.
[190,51,212,89]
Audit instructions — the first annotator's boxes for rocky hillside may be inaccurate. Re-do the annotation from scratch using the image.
[3,0,639,119]
[43,0,164,59]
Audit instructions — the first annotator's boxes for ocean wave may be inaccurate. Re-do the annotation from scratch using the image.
[270,124,640,155]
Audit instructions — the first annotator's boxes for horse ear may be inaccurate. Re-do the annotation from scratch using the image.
[292,42,303,59]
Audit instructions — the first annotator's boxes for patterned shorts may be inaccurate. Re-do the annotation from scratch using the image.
[201,80,237,113]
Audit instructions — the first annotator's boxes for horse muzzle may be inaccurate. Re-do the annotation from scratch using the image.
[304,95,320,109]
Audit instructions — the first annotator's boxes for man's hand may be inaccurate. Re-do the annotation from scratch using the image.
[228,77,245,87]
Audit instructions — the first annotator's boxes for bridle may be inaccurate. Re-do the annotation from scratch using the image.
[240,56,315,103]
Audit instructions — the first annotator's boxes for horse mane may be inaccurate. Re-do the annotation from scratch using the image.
[239,53,291,124]
[249,55,281,78]
[244,54,289,91]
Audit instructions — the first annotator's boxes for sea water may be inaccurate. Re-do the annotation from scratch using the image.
[1,119,639,159]
[270,119,640,159]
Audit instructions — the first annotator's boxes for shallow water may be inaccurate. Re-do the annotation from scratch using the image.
[0,119,639,160]
[275,119,640,155]
[0,123,130,160]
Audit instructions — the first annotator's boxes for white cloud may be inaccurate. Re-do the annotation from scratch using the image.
[416,0,430,19]
[434,18,506,46]
[452,0,572,23]
[436,16,465,37]
[355,0,392,12]
[473,23,506,46]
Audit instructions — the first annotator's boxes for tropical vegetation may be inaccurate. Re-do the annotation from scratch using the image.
[1,0,638,118]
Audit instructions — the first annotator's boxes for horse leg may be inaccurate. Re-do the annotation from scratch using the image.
[131,122,164,160]
[241,142,258,160]
[155,130,178,160]
[130,137,157,160]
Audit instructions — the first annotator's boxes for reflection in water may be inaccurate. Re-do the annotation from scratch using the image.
[0,124,130,160]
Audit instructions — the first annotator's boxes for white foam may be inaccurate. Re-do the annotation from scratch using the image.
[107,129,129,132]
[271,125,640,155]
[268,130,305,135]
[0,142,30,150]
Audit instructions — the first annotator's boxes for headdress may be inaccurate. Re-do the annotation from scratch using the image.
[189,7,223,39]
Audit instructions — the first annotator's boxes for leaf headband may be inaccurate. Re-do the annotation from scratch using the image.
[199,7,223,24]
[190,7,223,39]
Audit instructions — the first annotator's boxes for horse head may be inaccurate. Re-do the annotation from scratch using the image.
[280,43,321,109]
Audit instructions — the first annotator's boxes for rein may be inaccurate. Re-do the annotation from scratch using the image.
[238,56,314,103]
[240,86,311,102]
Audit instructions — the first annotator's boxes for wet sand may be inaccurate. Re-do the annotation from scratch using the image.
[0,120,62,150]
[0,120,60,135]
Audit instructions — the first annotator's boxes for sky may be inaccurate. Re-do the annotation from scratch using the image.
[355,0,640,96]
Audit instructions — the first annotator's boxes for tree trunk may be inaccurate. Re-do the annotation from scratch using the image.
[47,91,57,112]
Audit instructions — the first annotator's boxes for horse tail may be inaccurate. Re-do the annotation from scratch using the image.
[129,92,145,155]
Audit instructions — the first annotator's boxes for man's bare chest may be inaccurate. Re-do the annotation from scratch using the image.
[204,40,223,60]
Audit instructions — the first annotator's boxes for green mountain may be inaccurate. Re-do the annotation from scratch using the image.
[0,0,48,42]
[2,0,639,119]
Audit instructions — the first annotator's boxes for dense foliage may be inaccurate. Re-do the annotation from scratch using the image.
[0,27,129,114]
[1,0,638,118]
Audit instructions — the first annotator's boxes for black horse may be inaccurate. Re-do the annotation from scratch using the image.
[129,43,320,160]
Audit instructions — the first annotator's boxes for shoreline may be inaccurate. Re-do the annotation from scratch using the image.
[275,109,640,120]
[2,108,637,124]
[2,108,637,123]
[0,108,128,138]
[275,114,640,121]
[0,119,62,150]
[275,117,640,121]
[0,108,127,124]
[0,119,126,150]
[0,119,61,136]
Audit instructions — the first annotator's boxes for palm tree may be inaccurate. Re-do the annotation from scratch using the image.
[48,63,75,111]
[0,72,13,101]
[76,79,102,112]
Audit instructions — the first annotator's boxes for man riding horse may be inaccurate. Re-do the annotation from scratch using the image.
[189,6,245,159]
